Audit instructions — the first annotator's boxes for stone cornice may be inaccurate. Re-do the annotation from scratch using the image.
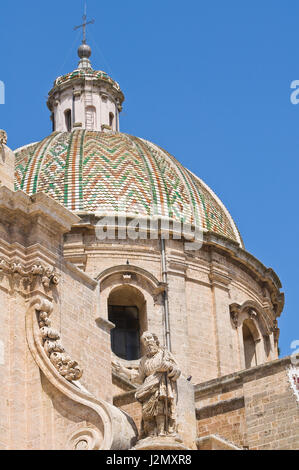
[194,356,293,399]
[95,316,115,332]
[64,259,98,289]
[112,372,136,394]
[209,265,232,290]
[196,396,245,420]
[0,258,59,289]
[203,233,284,316]
[204,232,282,290]
[0,187,79,234]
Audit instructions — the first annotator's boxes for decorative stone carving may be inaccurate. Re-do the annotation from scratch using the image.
[0,130,7,164]
[229,304,240,328]
[26,297,138,450]
[0,259,59,288]
[67,427,102,450]
[0,130,7,145]
[101,124,112,132]
[249,309,257,320]
[36,302,83,381]
[271,319,280,342]
[113,332,181,441]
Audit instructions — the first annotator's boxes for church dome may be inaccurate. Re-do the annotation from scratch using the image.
[14,130,243,246]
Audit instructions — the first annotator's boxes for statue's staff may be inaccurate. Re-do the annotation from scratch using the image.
[163,347,169,434]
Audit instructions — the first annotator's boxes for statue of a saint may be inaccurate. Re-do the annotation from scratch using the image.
[0,130,7,164]
[113,332,181,440]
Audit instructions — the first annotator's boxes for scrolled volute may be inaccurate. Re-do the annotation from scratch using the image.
[36,306,83,382]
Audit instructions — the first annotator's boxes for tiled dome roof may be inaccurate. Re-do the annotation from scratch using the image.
[14,130,243,246]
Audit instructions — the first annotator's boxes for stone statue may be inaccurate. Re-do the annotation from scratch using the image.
[0,130,7,163]
[0,130,7,146]
[113,332,181,440]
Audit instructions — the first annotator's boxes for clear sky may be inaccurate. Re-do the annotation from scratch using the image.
[0,0,298,358]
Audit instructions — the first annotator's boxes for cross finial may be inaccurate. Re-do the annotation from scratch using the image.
[74,2,95,45]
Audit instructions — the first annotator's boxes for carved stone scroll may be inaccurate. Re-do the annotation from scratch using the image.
[26,297,138,449]
[36,301,82,382]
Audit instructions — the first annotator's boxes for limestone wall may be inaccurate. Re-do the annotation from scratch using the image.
[195,357,299,450]
[0,189,137,450]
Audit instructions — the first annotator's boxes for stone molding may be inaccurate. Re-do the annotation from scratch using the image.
[204,232,284,316]
[196,396,245,420]
[0,258,59,289]
[97,264,161,288]
[196,434,242,450]
[97,264,166,304]
[0,187,79,234]
[194,356,294,399]
[209,265,232,290]
[69,224,283,318]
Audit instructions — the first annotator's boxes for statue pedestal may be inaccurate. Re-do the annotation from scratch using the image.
[132,436,190,451]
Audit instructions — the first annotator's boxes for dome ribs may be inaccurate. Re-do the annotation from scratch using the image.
[142,139,194,224]
[24,134,57,195]
[82,133,152,215]
[13,131,242,246]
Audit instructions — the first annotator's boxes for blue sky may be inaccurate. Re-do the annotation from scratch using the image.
[0,0,298,358]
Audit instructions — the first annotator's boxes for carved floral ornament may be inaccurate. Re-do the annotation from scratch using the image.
[36,301,82,382]
[0,258,59,289]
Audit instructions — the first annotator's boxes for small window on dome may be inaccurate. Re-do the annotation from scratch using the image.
[64,109,72,132]
[243,321,257,369]
[51,113,55,132]
[85,106,96,130]
[109,112,114,129]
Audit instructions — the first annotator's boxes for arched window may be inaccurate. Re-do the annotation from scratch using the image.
[51,113,55,132]
[85,106,96,130]
[64,109,72,132]
[243,320,257,368]
[109,112,114,128]
[264,335,271,360]
[108,285,146,361]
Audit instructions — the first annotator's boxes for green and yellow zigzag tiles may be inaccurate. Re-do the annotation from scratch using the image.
[14,131,242,245]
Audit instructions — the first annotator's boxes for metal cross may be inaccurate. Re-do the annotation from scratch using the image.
[74,4,95,44]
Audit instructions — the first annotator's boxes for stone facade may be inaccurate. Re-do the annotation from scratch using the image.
[0,31,297,450]
[0,174,294,449]
[195,356,299,450]
[0,183,137,450]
